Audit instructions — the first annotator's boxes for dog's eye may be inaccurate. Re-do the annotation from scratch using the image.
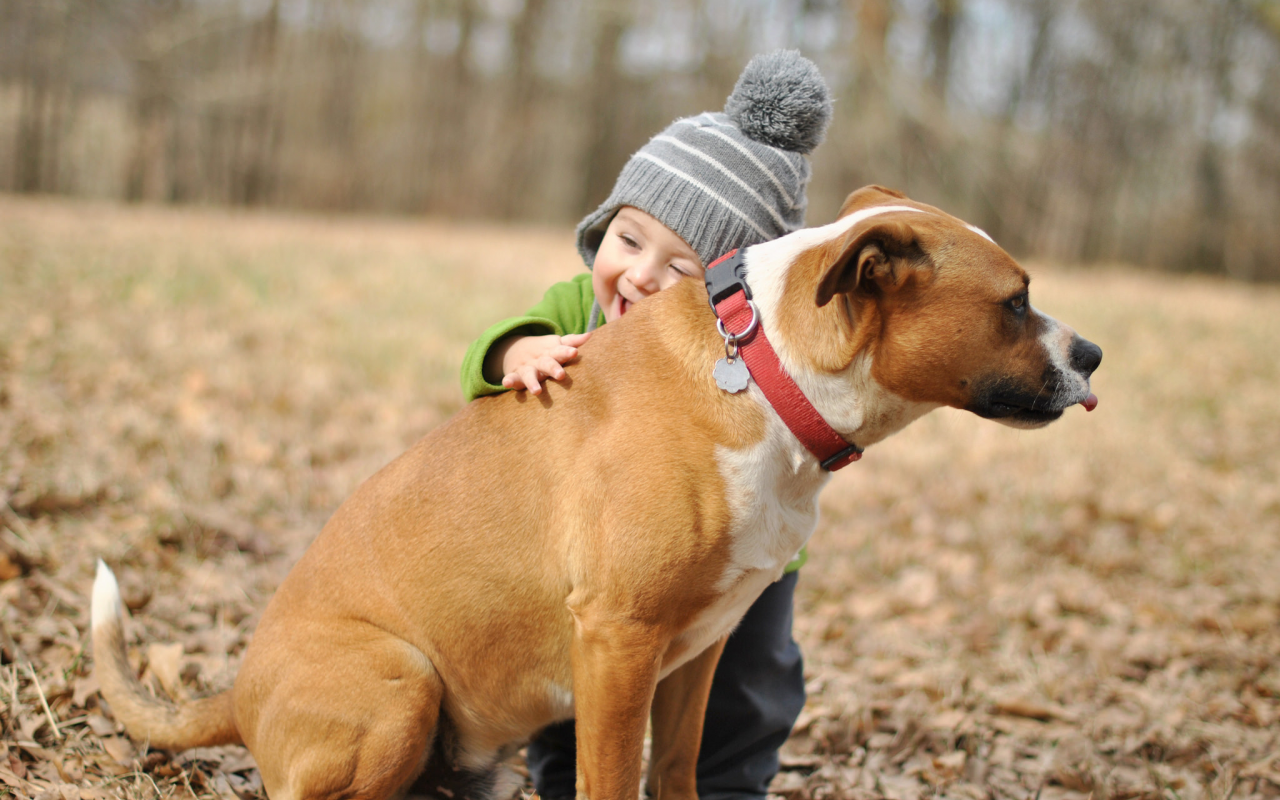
[1006,294,1028,314]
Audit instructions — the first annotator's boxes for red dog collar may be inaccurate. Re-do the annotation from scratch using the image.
[705,250,863,471]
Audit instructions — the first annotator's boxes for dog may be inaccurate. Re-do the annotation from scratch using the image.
[92,185,1101,800]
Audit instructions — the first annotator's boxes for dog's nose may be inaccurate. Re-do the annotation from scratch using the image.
[1070,336,1102,377]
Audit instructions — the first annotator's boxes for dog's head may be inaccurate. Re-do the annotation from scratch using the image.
[749,185,1101,441]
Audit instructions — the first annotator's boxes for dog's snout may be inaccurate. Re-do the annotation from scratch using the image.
[1069,336,1102,377]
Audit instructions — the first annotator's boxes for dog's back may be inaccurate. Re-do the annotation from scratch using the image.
[229,279,755,785]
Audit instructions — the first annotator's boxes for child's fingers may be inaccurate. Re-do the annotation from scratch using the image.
[536,355,567,381]
[517,364,545,394]
[551,345,580,365]
[560,332,592,347]
[502,367,542,394]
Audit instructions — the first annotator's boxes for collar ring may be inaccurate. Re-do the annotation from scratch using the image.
[715,299,759,345]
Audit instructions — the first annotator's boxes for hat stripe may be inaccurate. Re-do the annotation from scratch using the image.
[695,126,797,210]
[632,152,772,241]
[692,114,804,184]
[652,135,791,233]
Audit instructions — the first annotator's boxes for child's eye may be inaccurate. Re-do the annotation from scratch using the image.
[668,265,691,279]
[619,234,639,249]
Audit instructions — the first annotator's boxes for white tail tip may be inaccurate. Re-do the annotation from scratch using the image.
[92,559,125,630]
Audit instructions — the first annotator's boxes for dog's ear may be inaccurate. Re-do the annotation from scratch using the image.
[837,185,909,219]
[815,219,919,307]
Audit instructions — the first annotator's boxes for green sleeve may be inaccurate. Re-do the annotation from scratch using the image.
[460,273,600,402]
[784,546,808,573]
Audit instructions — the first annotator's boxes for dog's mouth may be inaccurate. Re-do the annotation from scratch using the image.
[979,399,1064,427]
[967,379,1096,428]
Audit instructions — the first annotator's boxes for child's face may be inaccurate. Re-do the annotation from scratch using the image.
[592,206,704,323]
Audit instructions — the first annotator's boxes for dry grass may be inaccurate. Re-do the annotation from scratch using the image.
[1,196,1278,800]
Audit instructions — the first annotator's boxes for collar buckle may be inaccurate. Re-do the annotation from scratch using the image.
[703,250,751,311]
[820,444,864,470]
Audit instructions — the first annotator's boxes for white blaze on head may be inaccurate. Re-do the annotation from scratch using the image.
[838,204,927,229]
[966,223,995,243]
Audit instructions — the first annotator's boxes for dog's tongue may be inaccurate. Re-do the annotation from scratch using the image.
[1081,393,1098,412]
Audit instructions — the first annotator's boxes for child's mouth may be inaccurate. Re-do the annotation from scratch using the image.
[619,298,631,316]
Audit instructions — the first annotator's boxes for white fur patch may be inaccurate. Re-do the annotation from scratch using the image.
[1036,308,1090,402]
[966,223,995,243]
[660,402,832,680]
[92,559,125,630]
[714,409,827,591]
[545,681,574,718]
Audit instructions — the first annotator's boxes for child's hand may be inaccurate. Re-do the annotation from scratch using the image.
[490,332,592,395]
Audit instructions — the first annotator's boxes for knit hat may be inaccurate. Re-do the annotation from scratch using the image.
[576,49,834,268]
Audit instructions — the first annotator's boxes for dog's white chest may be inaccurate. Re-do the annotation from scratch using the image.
[661,417,828,677]
[715,410,829,583]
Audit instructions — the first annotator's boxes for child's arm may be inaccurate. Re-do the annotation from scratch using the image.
[484,332,592,395]
[460,273,599,402]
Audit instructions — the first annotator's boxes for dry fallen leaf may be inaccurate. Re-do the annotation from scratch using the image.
[991,697,1077,723]
[145,641,186,699]
[71,674,99,708]
[99,736,135,766]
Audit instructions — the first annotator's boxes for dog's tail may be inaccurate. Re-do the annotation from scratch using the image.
[92,560,242,749]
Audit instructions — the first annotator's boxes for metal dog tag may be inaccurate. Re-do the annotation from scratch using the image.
[713,356,750,393]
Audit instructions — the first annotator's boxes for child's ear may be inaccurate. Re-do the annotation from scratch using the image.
[815,220,919,307]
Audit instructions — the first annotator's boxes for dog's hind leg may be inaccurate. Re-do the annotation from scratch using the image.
[241,625,443,800]
[409,717,523,800]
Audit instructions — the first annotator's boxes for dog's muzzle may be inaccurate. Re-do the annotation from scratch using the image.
[969,335,1103,427]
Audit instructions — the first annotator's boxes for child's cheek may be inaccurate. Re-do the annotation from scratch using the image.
[592,270,619,321]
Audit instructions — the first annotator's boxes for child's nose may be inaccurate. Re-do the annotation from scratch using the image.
[626,261,663,294]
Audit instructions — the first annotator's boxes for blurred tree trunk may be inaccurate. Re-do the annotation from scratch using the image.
[15,58,49,194]
[319,1,363,209]
[425,0,478,214]
[825,0,894,195]
[13,2,71,194]
[125,0,183,203]
[578,0,631,214]
[496,0,549,219]
[125,58,173,202]
[928,0,958,102]
[1193,0,1241,273]
[853,0,892,109]
[408,0,435,212]
[235,0,281,205]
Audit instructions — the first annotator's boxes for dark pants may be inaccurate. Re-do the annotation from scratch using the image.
[527,571,805,800]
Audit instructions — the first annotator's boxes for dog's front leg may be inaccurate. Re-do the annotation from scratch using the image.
[645,636,728,800]
[571,610,666,800]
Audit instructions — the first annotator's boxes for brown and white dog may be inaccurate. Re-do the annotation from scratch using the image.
[92,186,1100,800]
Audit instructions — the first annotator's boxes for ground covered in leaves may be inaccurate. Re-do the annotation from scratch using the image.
[1,197,1278,800]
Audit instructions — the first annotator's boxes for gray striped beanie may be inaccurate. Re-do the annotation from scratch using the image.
[576,50,833,268]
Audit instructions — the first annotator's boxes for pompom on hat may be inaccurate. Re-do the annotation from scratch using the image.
[576,50,833,268]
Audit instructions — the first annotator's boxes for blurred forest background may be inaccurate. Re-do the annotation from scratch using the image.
[2,0,1279,279]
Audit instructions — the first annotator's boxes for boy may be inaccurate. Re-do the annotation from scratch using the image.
[460,50,832,800]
